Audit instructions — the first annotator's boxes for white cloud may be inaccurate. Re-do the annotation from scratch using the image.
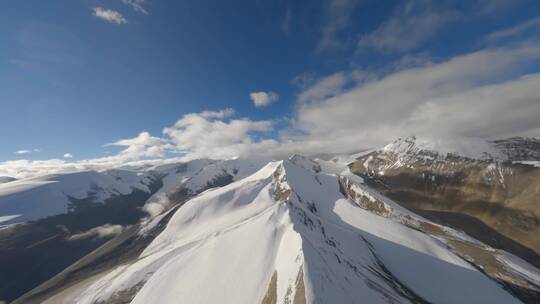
[0,159,69,178]
[93,7,128,24]
[163,110,273,159]
[14,148,41,155]
[63,153,73,158]
[292,44,540,152]
[121,0,147,14]
[3,42,540,179]
[106,131,170,158]
[250,92,279,107]
[0,156,189,179]
[199,108,235,119]
[297,72,349,104]
[486,15,540,42]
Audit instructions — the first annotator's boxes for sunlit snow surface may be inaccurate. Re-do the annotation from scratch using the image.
[63,157,527,304]
[0,169,153,225]
[0,159,267,226]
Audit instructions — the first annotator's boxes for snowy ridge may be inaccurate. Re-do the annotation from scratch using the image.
[57,156,536,304]
[381,136,540,164]
[382,136,503,161]
[141,158,267,218]
[0,159,267,226]
[0,169,154,225]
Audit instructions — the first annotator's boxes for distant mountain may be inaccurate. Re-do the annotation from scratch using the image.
[0,169,156,226]
[14,155,540,304]
[350,136,540,268]
[378,135,540,163]
[0,159,266,303]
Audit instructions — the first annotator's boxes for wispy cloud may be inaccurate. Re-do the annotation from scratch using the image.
[3,10,540,179]
[486,15,540,42]
[282,7,292,35]
[12,23,83,71]
[63,153,73,158]
[106,131,170,158]
[293,44,540,151]
[14,149,40,155]
[356,1,518,54]
[93,7,128,24]
[317,0,358,51]
[199,108,235,119]
[162,110,273,159]
[121,0,148,14]
[291,72,316,89]
[357,2,459,54]
[297,72,349,104]
[250,92,279,107]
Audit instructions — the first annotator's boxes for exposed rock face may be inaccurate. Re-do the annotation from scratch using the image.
[350,136,540,267]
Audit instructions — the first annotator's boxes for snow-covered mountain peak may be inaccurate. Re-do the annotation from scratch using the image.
[382,135,503,160]
[381,135,540,164]
[0,169,157,225]
[287,154,322,173]
[60,156,538,304]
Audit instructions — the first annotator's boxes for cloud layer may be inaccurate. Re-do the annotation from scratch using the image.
[3,3,540,178]
[293,44,540,151]
[3,42,540,178]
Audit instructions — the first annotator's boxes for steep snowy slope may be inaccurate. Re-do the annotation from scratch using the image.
[48,156,539,304]
[142,158,268,217]
[0,169,154,225]
[0,159,267,303]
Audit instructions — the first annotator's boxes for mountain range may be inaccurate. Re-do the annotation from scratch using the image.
[0,137,539,304]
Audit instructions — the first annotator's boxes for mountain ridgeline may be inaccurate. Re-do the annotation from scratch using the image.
[0,138,539,303]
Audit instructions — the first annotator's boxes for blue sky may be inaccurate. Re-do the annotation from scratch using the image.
[1,0,540,176]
